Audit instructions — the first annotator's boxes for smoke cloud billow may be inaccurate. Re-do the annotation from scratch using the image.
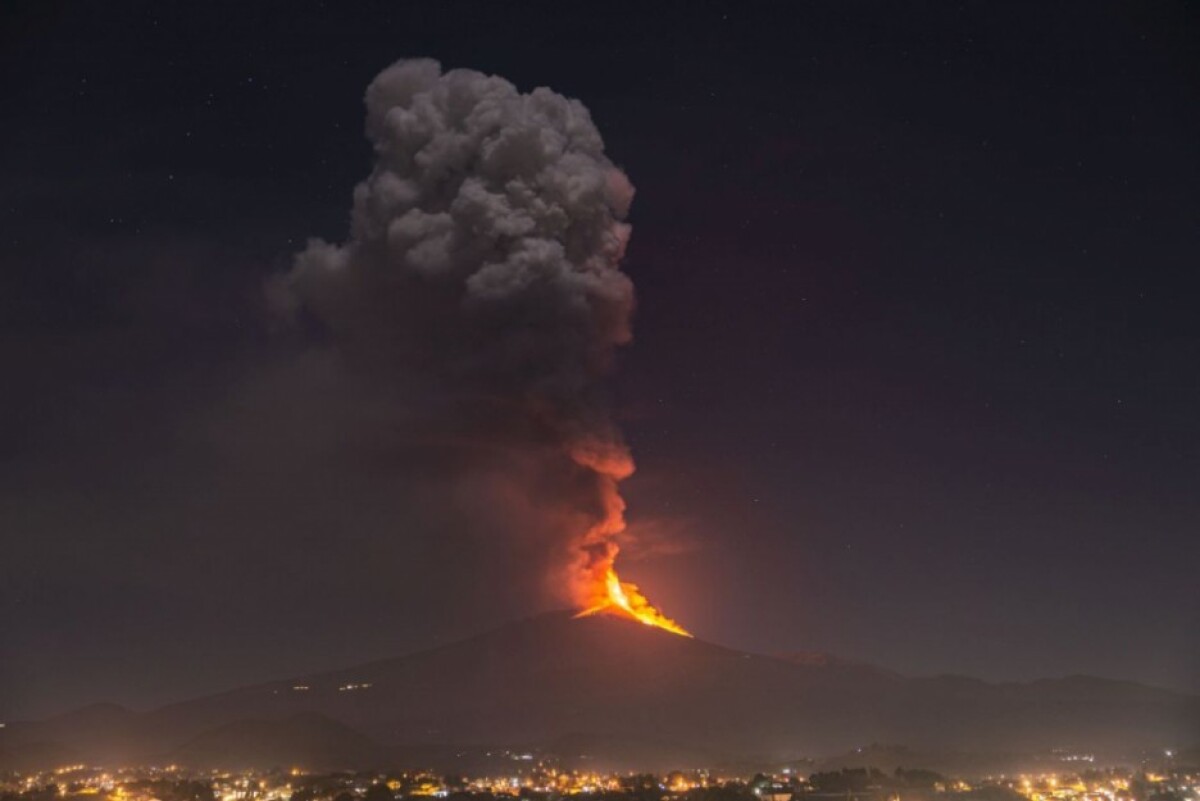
[273,59,639,608]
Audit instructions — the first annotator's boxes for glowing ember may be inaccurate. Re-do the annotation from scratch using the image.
[576,566,691,637]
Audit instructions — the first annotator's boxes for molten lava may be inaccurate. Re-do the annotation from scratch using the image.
[567,437,690,637]
[576,566,692,637]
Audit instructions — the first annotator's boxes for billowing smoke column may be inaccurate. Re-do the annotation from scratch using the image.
[274,59,685,632]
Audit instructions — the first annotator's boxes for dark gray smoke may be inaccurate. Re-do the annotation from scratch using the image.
[271,59,638,605]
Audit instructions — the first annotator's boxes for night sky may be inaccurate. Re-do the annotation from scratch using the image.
[2,1,1198,720]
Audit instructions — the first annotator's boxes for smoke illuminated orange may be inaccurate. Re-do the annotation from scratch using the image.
[568,438,690,637]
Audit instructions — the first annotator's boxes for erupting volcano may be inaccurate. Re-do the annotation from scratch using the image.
[567,442,691,636]
[276,59,691,635]
[576,566,691,636]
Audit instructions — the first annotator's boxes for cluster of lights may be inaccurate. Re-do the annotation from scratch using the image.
[3,758,1196,801]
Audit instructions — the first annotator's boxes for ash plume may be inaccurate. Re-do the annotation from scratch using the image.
[271,59,638,606]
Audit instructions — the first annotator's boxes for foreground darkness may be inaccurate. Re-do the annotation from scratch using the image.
[2,609,1195,771]
[1,1,1198,718]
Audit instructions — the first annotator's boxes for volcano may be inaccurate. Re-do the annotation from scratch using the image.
[2,612,1196,771]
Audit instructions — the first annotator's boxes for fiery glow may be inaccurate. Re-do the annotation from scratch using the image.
[567,437,691,637]
[576,566,691,637]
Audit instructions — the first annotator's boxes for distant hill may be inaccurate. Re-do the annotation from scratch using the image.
[0,702,139,770]
[2,612,1196,771]
[172,712,386,771]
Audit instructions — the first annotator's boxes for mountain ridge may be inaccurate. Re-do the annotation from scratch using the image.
[2,611,1196,771]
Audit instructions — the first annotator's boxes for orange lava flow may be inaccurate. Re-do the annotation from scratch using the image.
[568,436,691,638]
[575,566,692,637]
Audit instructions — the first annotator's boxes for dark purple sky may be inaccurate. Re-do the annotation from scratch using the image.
[2,1,1197,720]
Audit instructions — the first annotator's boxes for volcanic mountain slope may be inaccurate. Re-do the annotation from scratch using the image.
[2,612,1197,770]
[171,713,387,771]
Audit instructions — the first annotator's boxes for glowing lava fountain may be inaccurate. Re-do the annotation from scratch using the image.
[568,440,691,637]
[576,566,691,637]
